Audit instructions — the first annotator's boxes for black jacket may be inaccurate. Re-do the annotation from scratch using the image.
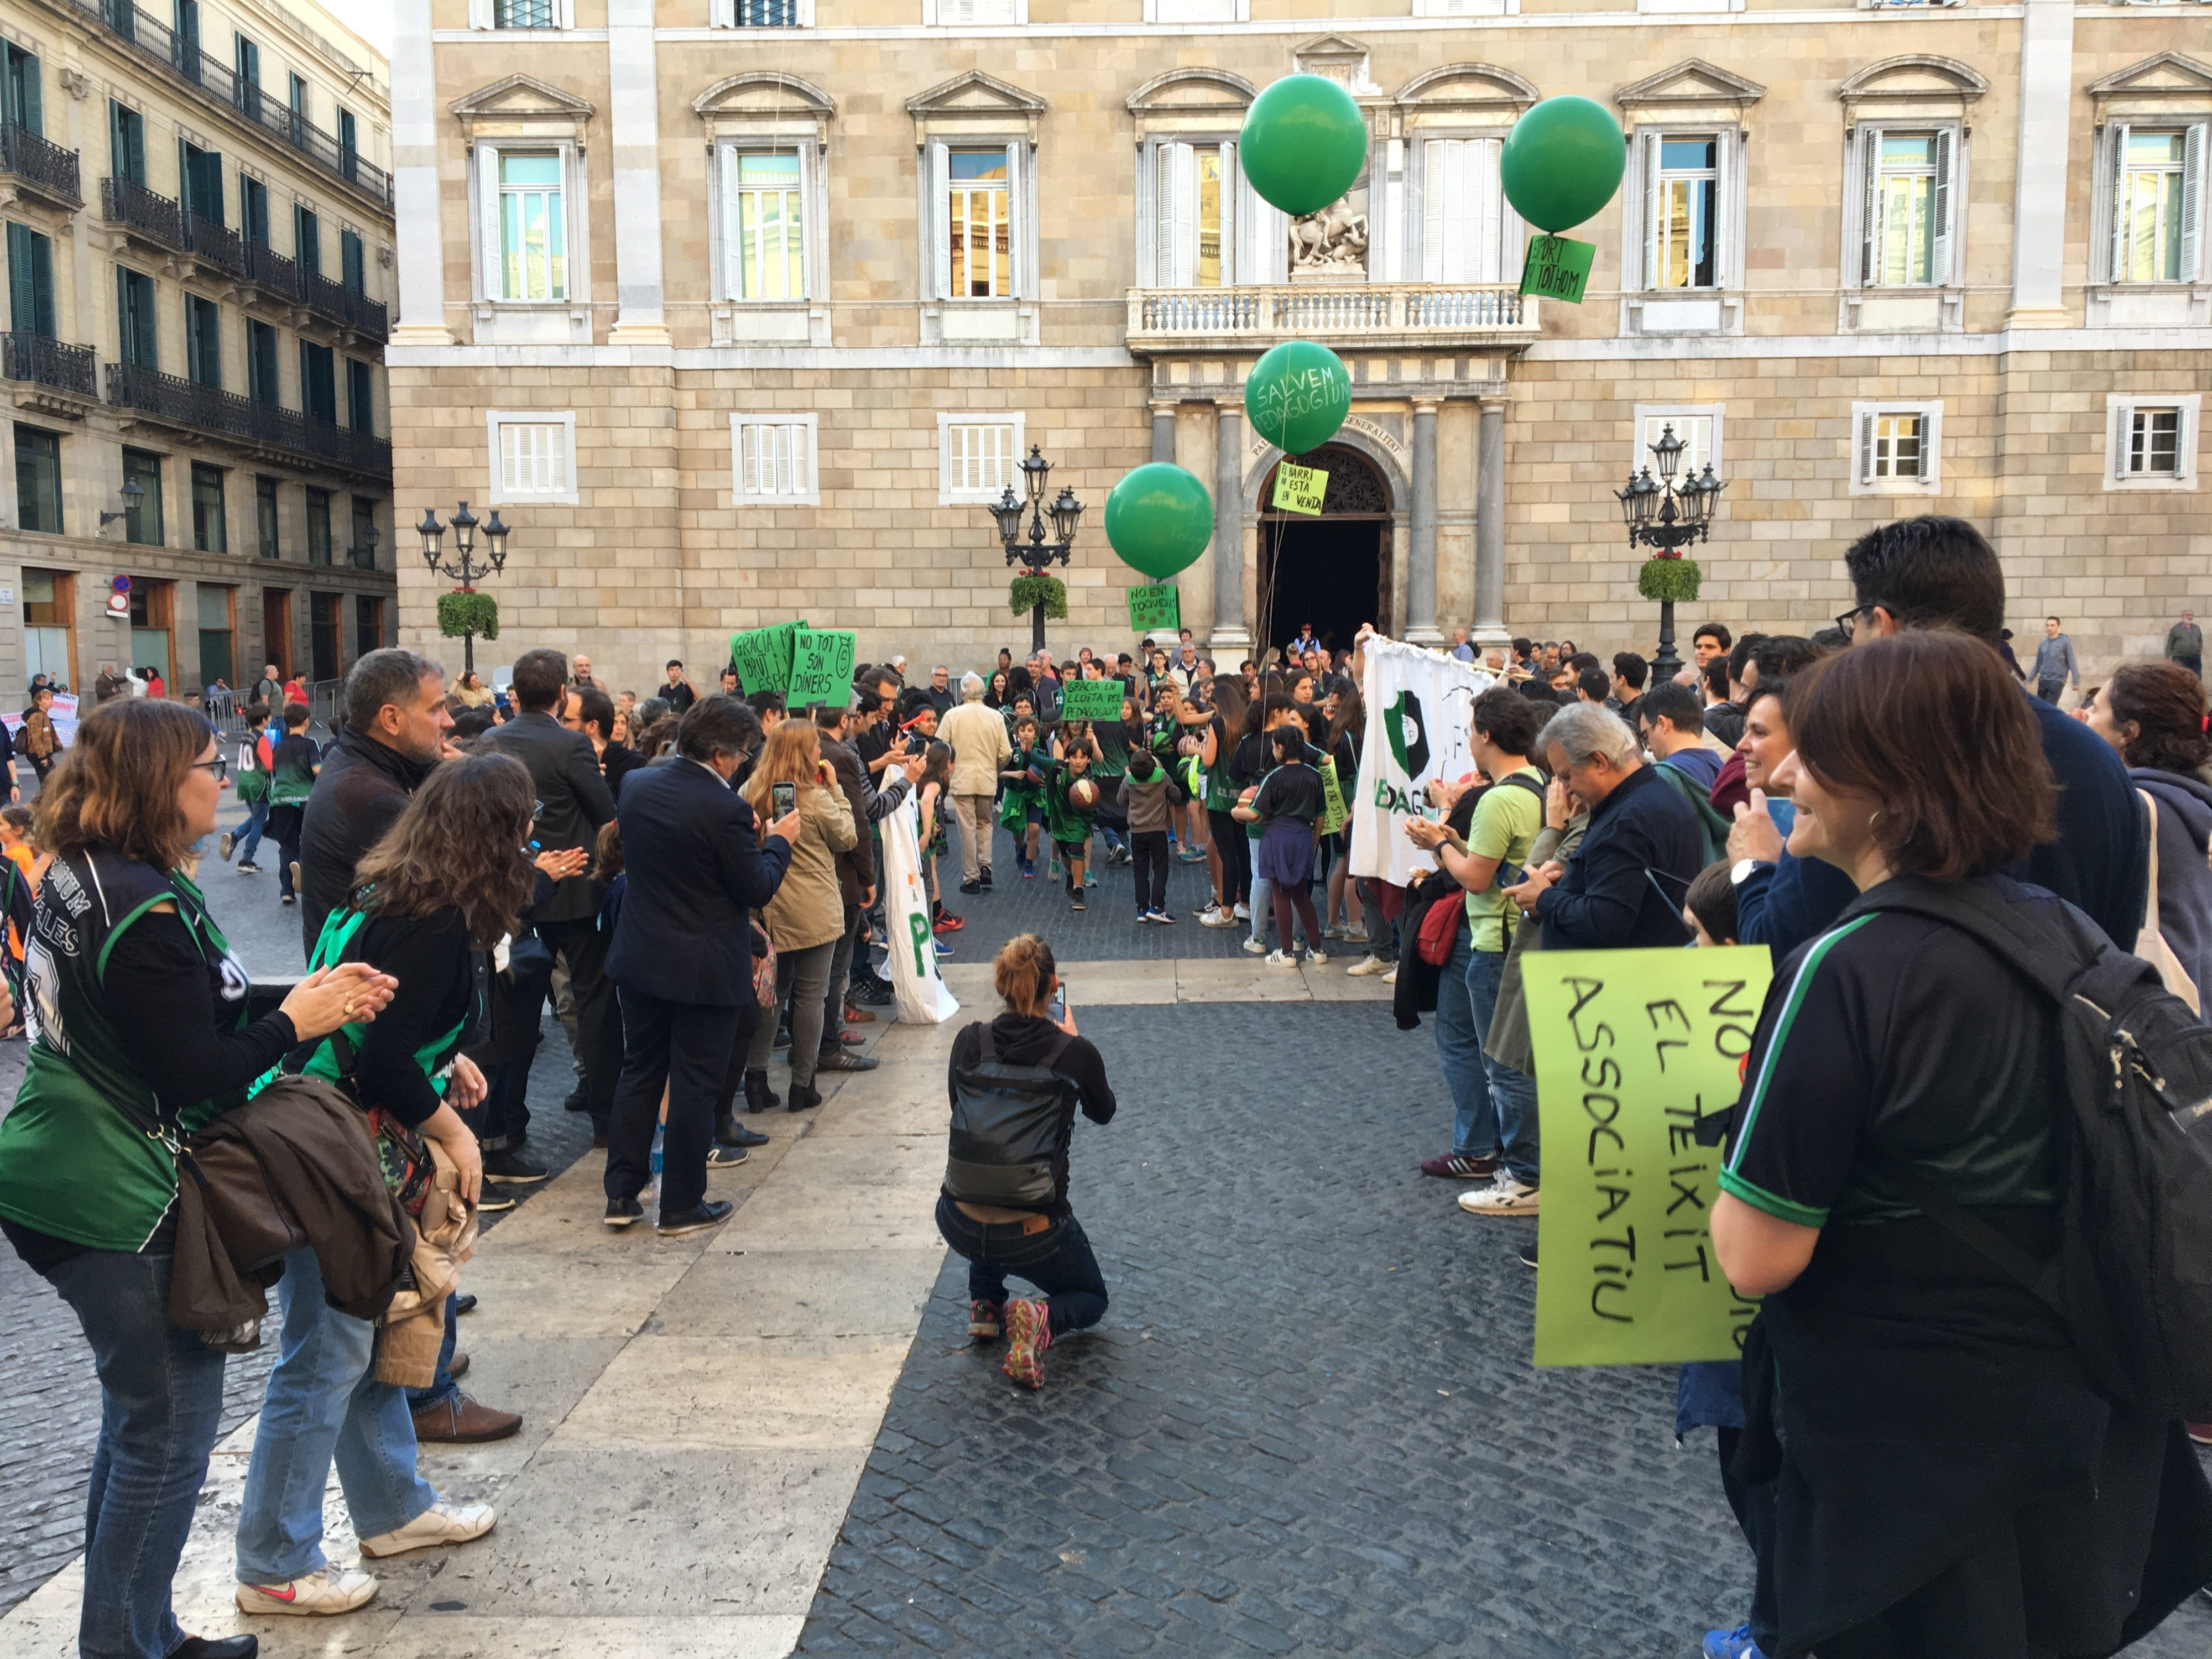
[299,731,436,957]
[606,758,793,1005]
[1535,763,1701,951]
[481,711,617,925]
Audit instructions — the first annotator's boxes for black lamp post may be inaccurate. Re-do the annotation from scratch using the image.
[986,445,1084,655]
[1615,424,1725,681]
[419,500,512,673]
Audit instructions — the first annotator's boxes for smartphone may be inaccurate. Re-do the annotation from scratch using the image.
[1048,984,1067,1024]
[905,734,927,756]
[771,781,797,817]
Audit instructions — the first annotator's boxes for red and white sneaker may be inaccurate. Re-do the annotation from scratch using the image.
[234,1564,378,1616]
[1001,1298,1052,1390]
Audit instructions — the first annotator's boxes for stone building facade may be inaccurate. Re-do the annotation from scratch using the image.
[0,0,395,703]
[392,1,2210,690]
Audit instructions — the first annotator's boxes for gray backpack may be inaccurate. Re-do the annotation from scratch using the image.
[946,1024,1073,1207]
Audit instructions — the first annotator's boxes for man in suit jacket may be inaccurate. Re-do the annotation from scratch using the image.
[603,697,800,1234]
[481,647,623,1139]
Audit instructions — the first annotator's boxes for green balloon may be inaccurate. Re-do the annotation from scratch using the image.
[1239,75,1368,217]
[1500,96,1627,233]
[1245,340,1351,457]
[1105,463,1213,580]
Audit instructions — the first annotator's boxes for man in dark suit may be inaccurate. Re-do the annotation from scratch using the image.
[602,697,800,1234]
[481,647,623,1140]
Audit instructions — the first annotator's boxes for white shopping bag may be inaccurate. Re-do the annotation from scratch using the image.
[880,794,960,1024]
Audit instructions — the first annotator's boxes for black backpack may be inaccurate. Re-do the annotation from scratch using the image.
[1845,875,2212,1420]
[946,1023,1074,1208]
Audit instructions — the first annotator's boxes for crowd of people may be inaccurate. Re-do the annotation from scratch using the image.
[0,512,2208,1659]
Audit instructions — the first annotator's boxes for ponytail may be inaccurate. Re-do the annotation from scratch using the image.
[993,932,1058,1016]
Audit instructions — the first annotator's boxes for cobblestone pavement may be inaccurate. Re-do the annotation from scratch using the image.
[797,1001,2212,1659]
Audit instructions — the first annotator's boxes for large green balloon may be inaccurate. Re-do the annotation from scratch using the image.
[1105,463,1213,580]
[1245,340,1351,457]
[1238,75,1368,217]
[1500,96,1627,233]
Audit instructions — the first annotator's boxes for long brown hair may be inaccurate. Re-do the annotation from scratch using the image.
[352,752,537,948]
[994,932,1057,1015]
[35,698,213,870]
[740,719,823,813]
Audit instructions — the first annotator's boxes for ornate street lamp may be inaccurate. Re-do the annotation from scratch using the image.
[420,499,513,674]
[1615,425,1725,681]
[985,446,1085,654]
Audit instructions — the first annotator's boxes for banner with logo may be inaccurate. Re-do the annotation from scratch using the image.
[880,794,959,1025]
[1348,635,1496,889]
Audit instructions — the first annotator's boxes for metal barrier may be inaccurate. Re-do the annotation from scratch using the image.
[203,687,247,740]
[309,677,343,731]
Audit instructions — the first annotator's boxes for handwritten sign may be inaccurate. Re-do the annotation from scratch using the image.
[728,622,804,695]
[1271,461,1327,516]
[1060,677,1127,722]
[1127,583,1181,634]
[1522,946,1772,1366]
[787,628,856,706]
[1519,234,1596,305]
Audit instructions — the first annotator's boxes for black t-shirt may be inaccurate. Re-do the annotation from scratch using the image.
[946,1013,1115,1216]
[1720,890,2065,1229]
[663,680,697,712]
[1252,763,1327,826]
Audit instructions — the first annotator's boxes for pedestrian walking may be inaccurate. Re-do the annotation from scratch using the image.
[17,683,61,785]
[217,703,274,873]
[264,703,320,906]
[2165,609,2203,679]
[938,672,1012,894]
[2028,614,2080,705]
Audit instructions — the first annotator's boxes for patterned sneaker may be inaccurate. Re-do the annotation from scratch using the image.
[235,1564,378,1616]
[1459,1175,1541,1216]
[1420,1152,1501,1180]
[1002,1297,1051,1389]
[1264,949,1299,968]
[968,1299,1004,1342]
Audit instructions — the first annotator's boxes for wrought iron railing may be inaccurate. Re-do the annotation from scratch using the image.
[0,122,81,205]
[102,174,185,249]
[1,333,98,397]
[243,241,299,297]
[106,362,392,480]
[185,211,244,277]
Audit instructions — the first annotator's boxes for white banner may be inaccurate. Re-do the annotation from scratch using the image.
[1349,635,1496,889]
[880,793,960,1025]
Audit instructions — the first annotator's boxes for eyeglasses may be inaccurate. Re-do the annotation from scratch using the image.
[189,759,225,777]
[1834,601,1883,640]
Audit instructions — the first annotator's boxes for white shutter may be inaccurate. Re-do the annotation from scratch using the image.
[1156,142,1184,285]
[476,142,504,300]
[1005,140,1023,298]
[2109,122,2130,284]
[2115,402,2132,482]
[1472,138,1503,283]
[1718,129,1740,289]
[1439,142,1468,280]
[1858,411,1875,485]
[1930,127,1954,286]
[2183,123,2205,283]
[1642,130,1662,289]
[1421,140,1444,281]
[718,144,740,300]
[1219,139,1237,286]
[1859,126,1880,286]
[1238,170,1287,284]
[930,142,950,300]
[796,143,815,300]
[1172,144,1199,287]
[469,0,492,27]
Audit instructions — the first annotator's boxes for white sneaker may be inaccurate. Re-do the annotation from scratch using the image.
[1241,936,1267,956]
[1346,954,1390,977]
[1382,966,1399,985]
[1459,1175,1541,1216]
[236,1564,378,1616]
[1233,902,1250,920]
[1303,948,1328,967]
[218,831,236,863]
[1264,949,1300,968]
[1199,906,1238,928]
[358,1498,498,1559]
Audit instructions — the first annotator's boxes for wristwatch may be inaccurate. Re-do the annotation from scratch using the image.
[1730,857,1760,886]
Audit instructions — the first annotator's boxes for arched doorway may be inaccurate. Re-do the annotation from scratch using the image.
[1256,443,1393,661]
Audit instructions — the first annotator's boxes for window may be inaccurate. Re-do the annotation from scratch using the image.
[1860,128,1955,287]
[488,411,578,503]
[937,413,1022,504]
[942,149,1013,300]
[241,175,269,246]
[349,495,377,568]
[1851,401,1943,493]
[109,101,145,184]
[14,425,62,534]
[197,584,234,689]
[337,109,357,182]
[2,43,42,136]
[355,594,384,658]
[7,223,56,337]
[731,414,820,505]
[928,0,1018,20]
[255,474,279,557]
[309,591,340,680]
[294,205,319,279]
[345,359,374,434]
[2111,127,2204,284]
[494,0,562,23]
[2106,394,2200,490]
[122,447,164,544]
[174,0,200,65]
[184,294,221,388]
[494,152,566,301]
[1651,136,1719,289]
[721,150,805,300]
[246,319,278,403]
[128,578,172,686]
[305,486,331,565]
[341,229,364,294]
[180,143,223,227]
[1154,143,1232,288]
[715,0,806,20]
[22,570,75,690]
[1421,138,1515,284]
[1631,406,1724,477]
[190,462,226,552]
[288,72,307,144]
[233,35,260,119]
[116,268,157,367]
[299,342,335,422]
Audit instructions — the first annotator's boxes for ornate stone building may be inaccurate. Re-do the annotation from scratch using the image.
[0,0,397,698]
[392,2,2209,686]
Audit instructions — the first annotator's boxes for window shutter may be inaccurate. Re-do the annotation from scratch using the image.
[1171,143,1200,288]
[717,144,740,299]
[1642,129,1662,289]
[1473,137,1503,283]
[1239,170,1287,285]
[1421,140,1443,281]
[1156,142,1181,285]
[1858,411,1875,485]
[1219,139,1237,285]
[19,54,41,137]
[795,143,815,300]
[1440,140,1470,281]
[29,230,52,336]
[1005,140,1024,298]
[1718,128,1738,289]
[6,225,32,336]
[468,0,490,26]
[1930,127,1954,286]
[2115,402,2132,482]
[930,142,950,300]
[1858,127,1879,285]
[2183,123,2205,284]
[476,141,503,300]
[2108,122,2130,284]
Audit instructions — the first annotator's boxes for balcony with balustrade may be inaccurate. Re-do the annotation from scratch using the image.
[105,362,392,482]
[3,333,99,417]
[0,122,82,208]
[1125,283,1537,356]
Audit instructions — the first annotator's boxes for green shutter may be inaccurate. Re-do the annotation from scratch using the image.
[9,225,55,336]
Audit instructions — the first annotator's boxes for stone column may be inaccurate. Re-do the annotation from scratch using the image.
[387,0,450,345]
[1212,405,1248,648]
[607,0,671,344]
[1406,399,1443,643]
[1472,402,1509,649]
[2007,0,2075,327]
[1150,403,1177,465]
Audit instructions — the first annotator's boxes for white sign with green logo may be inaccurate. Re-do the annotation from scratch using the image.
[1347,634,1499,889]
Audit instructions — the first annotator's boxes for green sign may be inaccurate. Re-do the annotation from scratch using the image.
[1127,583,1181,634]
[788,628,857,706]
[1519,233,1597,305]
[1060,677,1128,721]
[729,620,804,694]
[1521,947,1772,1367]
[1271,460,1327,515]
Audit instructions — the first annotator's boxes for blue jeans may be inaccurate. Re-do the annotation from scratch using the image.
[41,1250,227,1659]
[935,1194,1108,1337]
[236,1245,437,1583]
[1465,942,1541,1183]
[1433,930,1490,1155]
[231,795,269,865]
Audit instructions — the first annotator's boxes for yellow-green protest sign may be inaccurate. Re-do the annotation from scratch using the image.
[729,621,804,693]
[1271,461,1327,515]
[1518,233,1597,305]
[1060,677,1126,721]
[788,627,857,706]
[1127,583,1181,634]
[1522,946,1772,1366]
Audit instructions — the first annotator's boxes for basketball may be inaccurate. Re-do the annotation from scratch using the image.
[1069,778,1099,810]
